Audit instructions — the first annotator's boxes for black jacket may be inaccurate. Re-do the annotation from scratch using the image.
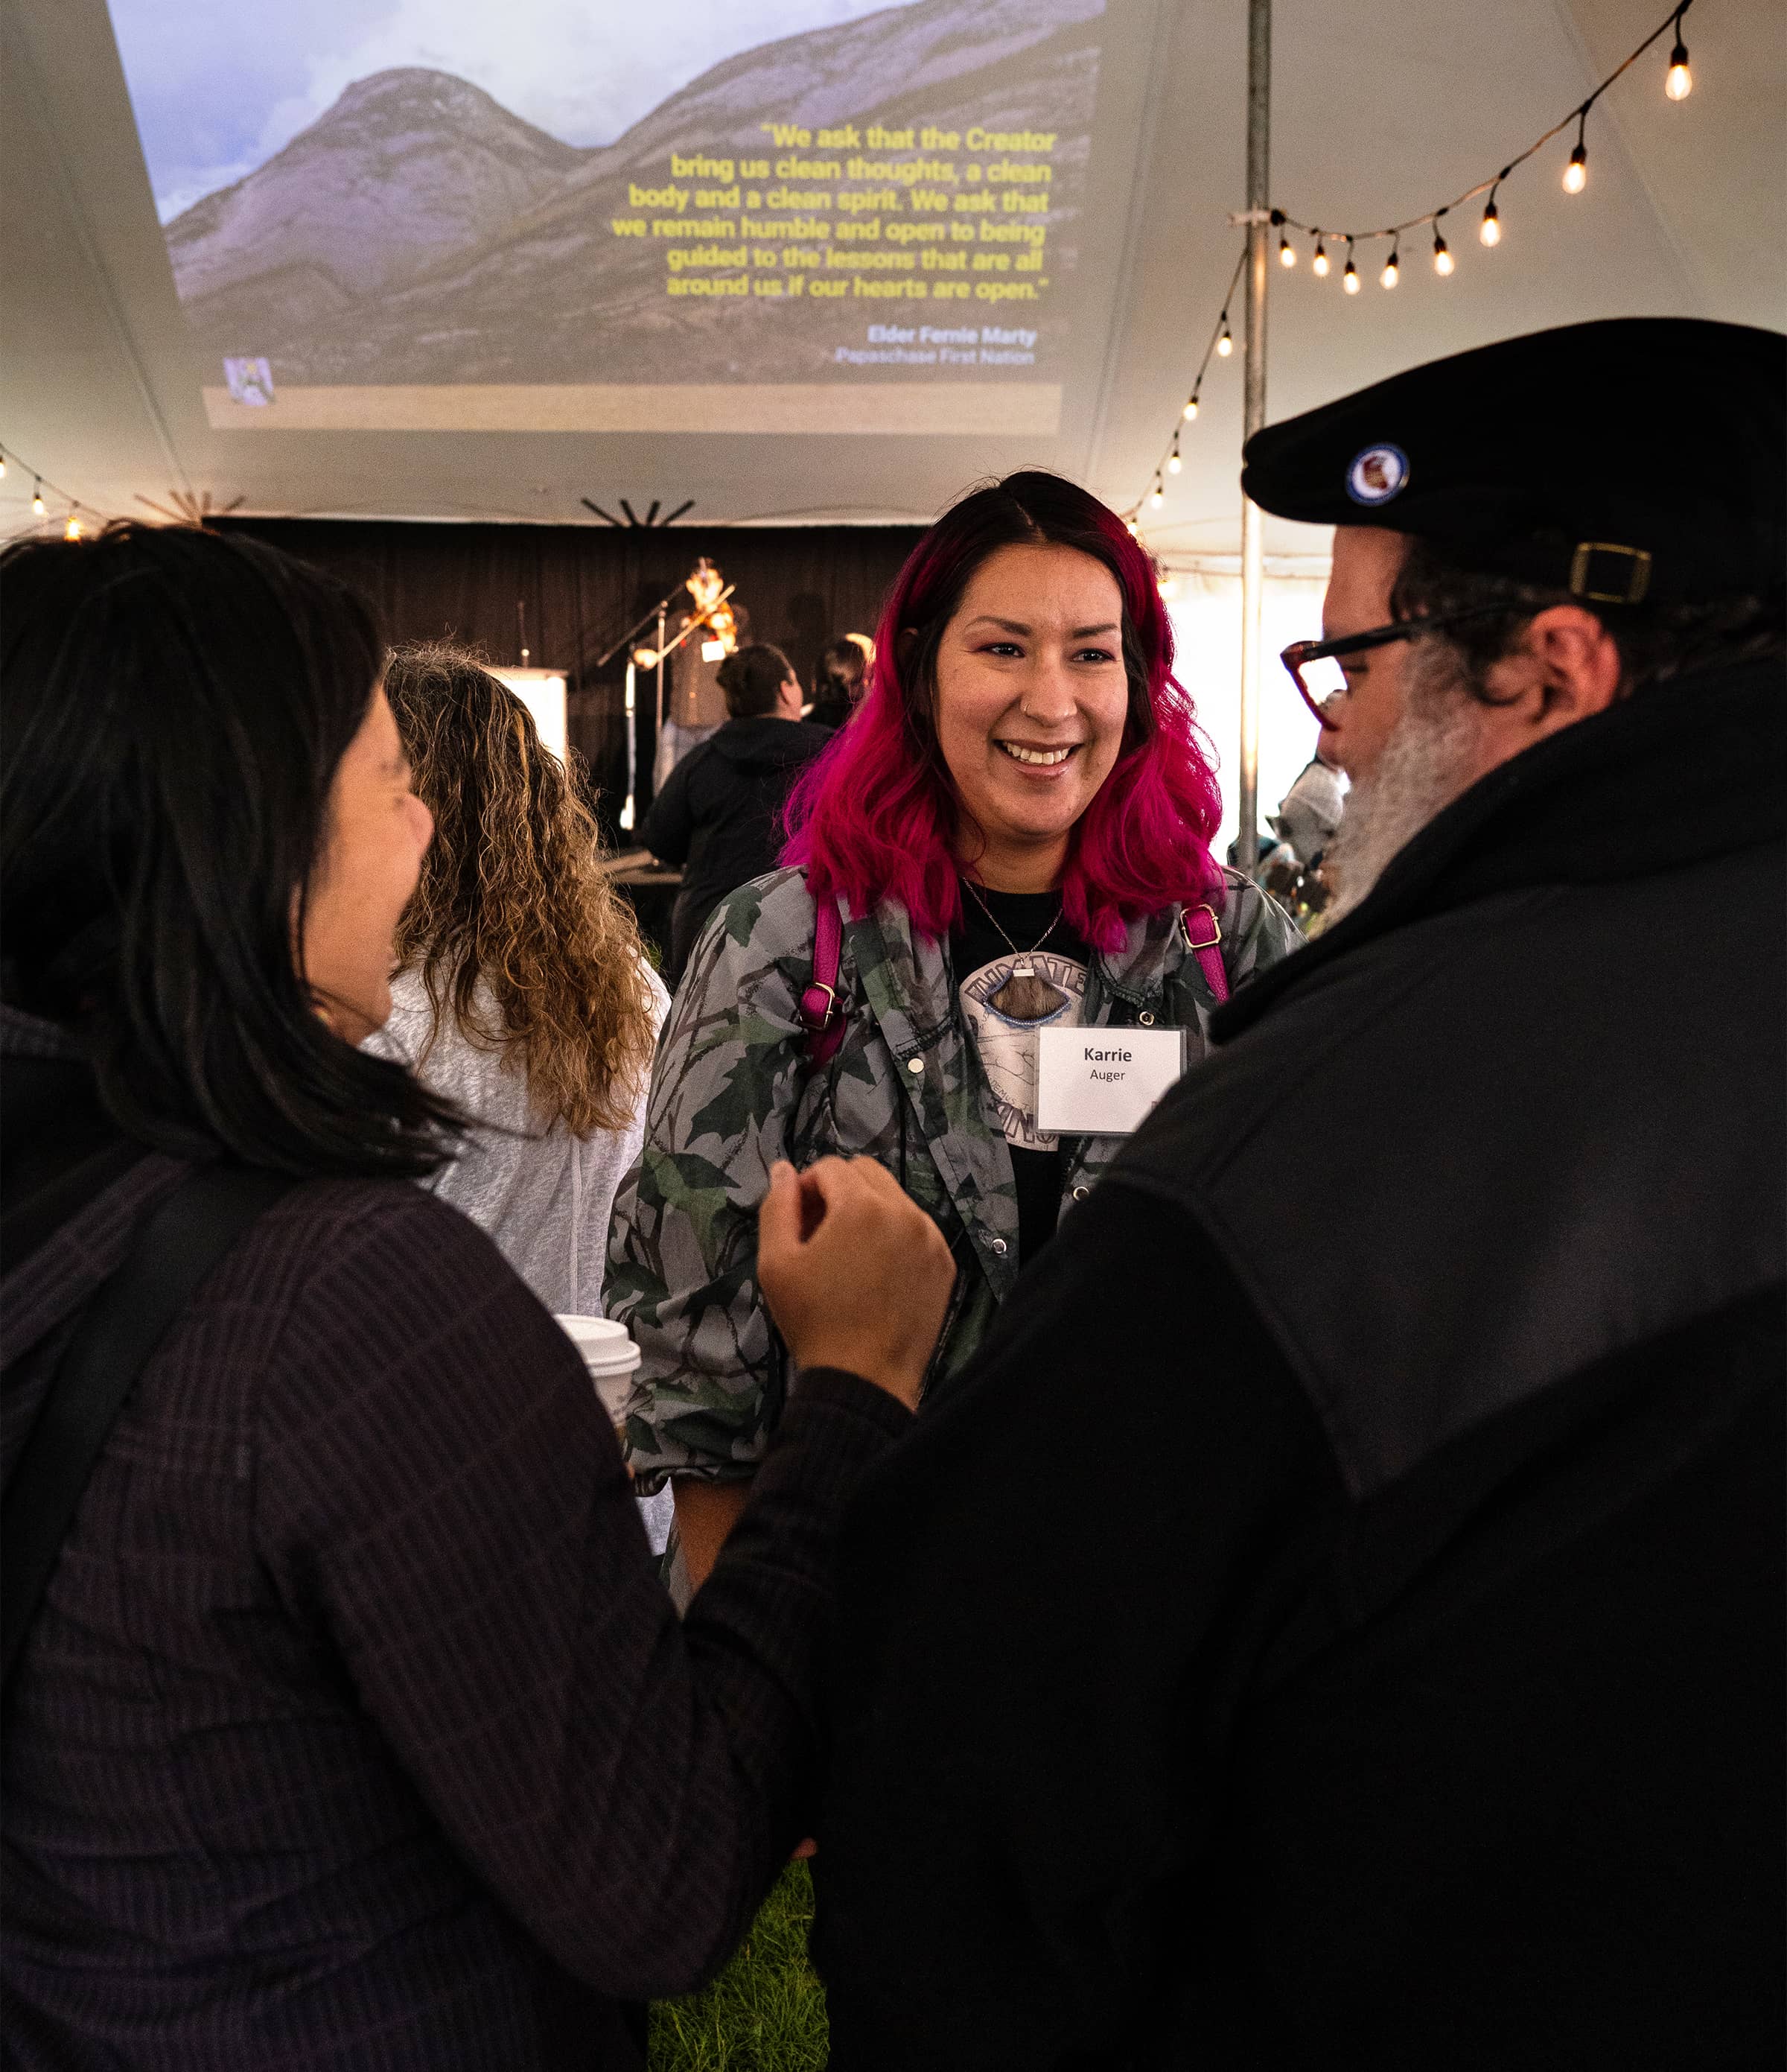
[642,717,832,981]
[0,1010,912,2068]
[814,658,1786,2070]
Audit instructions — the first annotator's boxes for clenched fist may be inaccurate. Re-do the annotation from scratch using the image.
[756,1157,955,1410]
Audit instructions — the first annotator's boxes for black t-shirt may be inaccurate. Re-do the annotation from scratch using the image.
[950,883,1092,1265]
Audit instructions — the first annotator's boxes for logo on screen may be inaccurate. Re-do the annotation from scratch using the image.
[223,357,275,407]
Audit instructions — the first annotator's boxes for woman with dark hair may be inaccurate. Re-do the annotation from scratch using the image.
[642,641,833,988]
[0,524,948,2068]
[609,471,1302,1595]
[806,632,873,729]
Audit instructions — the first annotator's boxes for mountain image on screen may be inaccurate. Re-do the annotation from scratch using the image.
[160,0,1103,390]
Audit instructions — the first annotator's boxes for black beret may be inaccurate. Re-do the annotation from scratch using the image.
[1240,317,1786,606]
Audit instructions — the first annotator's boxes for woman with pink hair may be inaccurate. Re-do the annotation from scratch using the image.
[608,471,1301,1596]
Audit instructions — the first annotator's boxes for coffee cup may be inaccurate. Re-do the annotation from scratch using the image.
[554,1314,643,1427]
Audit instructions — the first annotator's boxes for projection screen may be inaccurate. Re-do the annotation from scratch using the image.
[109,0,1108,438]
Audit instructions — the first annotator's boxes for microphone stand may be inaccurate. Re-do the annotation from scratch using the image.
[598,583,684,836]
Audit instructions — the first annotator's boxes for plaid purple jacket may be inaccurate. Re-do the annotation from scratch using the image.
[1,1034,908,2069]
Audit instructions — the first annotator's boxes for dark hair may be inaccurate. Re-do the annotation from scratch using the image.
[0,523,456,1177]
[716,641,795,719]
[815,637,869,698]
[783,471,1223,950]
[1392,538,1786,702]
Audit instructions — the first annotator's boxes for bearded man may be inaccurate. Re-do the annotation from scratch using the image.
[751,318,1785,2069]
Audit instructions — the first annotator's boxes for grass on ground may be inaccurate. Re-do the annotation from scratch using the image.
[649,1862,829,2072]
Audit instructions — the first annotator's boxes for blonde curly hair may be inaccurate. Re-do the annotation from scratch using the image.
[385,641,657,1136]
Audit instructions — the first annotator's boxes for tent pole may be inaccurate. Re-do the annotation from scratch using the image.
[1237,0,1271,877]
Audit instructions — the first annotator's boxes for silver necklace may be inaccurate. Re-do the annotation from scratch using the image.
[963,879,1063,979]
[963,881,1070,1023]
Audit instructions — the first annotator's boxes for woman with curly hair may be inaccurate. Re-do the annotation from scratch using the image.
[609,471,1304,1595]
[366,643,668,1322]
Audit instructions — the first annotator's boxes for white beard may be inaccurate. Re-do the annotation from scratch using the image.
[1325,644,1490,921]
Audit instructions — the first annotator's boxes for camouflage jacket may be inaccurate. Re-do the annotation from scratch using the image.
[607,866,1302,1490]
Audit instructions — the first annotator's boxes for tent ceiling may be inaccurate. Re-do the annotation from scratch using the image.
[4,0,1781,553]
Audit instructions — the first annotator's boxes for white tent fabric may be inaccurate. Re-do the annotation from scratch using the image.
[2,0,1781,548]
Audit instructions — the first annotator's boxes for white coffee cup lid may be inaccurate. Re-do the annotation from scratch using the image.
[553,1313,642,1377]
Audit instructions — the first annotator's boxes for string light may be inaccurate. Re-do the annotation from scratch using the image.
[1563,111,1588,193]
[3,442,116,536]
[1126,247,1245,535]
[1270,3,1694,280]
[1666,7,1692,95]
[1131,1,1701,521]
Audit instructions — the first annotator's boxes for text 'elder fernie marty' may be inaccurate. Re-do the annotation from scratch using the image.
[867,325,1038,347]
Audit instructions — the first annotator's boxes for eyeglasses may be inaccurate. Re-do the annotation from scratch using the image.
[1280,605,1513,724]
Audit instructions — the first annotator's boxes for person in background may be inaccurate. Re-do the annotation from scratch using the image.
[0,524,947,2071]
[362,642,674,1548]
[1270,694,1347,864]
[806,632,874,730]
[653,559,745,789]
[1261,694,1346,932]
[609,471,1302,1604]
[642,642,833,991]
[800,317,1785,2069]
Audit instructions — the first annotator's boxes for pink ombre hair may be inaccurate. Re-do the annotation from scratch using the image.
[781,471,1223,953]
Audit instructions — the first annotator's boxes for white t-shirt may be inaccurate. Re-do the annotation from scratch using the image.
[363,962,674,1548]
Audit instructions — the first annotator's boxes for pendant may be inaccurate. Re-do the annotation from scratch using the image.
[990,969,1069,1023]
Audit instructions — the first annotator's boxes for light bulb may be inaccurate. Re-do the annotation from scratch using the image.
[1479,200,1501,247]
[1433,232,1454,276]
[1278,235,1296,268]
[1311,241,1330,277]
[1149,482,1165,510]
[0,454,7,478]
[31,480,45,515]
[1380,252,1399,289]
[1124,518,1139,538]
[1563,143,1587,194]
[64,513,83,541]
[1666,39,1691,98]
[1216,328,1234,358]
[1182,395,1200,422]
[1159,574,1179,600]
[1167,449,1182,476]
[1342,258,1360,294]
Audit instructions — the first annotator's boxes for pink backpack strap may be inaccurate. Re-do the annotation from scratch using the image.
[1182,901,1229,1005]
[798,896,847,1067]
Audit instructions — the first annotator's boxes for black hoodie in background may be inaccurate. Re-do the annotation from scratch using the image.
[643,716,833,984]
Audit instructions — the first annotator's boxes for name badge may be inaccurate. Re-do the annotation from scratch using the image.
[1034,1026,1187,1137]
